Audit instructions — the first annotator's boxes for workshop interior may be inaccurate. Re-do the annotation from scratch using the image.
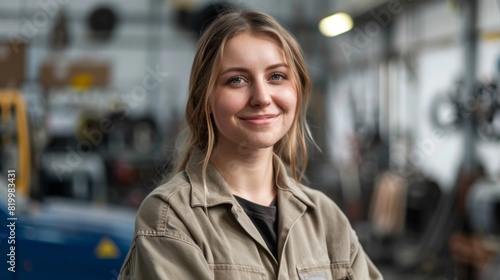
[1,0,500,279]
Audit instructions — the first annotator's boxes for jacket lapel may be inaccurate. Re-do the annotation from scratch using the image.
[276,188,308,262]
[231,201,276,261]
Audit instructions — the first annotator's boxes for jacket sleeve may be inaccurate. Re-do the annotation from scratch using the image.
[349,229,384,280]
[118,234,213,280]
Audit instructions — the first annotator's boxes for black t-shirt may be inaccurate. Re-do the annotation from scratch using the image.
[234,195,278,260]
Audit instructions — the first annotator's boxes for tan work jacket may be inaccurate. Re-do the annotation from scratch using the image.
[119,150,383,279]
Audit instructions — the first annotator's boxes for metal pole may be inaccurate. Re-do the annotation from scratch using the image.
[460,0,478,172]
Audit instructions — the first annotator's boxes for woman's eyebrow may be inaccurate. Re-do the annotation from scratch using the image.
[220,63,289,76]
[219,67,249,75]
[266,63,289,71]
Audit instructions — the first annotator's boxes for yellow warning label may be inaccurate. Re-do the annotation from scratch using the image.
[71,74,93,91]
[95,237,120,259]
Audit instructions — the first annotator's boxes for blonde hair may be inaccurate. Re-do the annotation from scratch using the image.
[173,9,314,184]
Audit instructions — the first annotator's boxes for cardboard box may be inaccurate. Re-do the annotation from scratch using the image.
[69,61,110,87]
[40,59,110,88]
[40,59,70,87]
[0,41,26,87]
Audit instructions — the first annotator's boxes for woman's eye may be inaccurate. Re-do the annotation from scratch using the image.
[228,76,245,84]
[269,73,285,81]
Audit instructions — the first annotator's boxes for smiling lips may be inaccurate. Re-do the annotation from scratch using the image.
[240,114,279,125]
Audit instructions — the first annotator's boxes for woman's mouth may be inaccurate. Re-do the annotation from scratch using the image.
[240,114,278,125]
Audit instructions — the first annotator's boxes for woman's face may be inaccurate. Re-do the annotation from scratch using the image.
[210,32,297,151]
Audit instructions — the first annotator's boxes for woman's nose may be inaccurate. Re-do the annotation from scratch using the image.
[249,81,271,108]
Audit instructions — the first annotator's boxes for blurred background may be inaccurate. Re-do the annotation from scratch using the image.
[0,0,499,279]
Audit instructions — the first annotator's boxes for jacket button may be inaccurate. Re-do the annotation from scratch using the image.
[231,207,239,218]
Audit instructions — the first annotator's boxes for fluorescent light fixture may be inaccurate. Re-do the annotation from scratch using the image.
[319,13,353,37]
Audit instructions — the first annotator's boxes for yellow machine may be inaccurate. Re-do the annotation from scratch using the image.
[0,89,30,196]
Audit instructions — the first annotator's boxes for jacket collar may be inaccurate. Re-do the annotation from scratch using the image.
[185,148,315,210]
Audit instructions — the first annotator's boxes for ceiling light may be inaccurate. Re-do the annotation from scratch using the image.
[319,13,353,37]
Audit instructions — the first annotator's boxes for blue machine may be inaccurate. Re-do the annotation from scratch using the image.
[0,183,135,280]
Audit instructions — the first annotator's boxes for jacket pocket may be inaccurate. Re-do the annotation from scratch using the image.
[210,264,266,280]
[296,263,355,280]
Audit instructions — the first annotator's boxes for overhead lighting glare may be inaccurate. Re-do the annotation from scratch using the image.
[319,12,353,37]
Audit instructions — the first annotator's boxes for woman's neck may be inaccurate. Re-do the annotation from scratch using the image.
[212,144,276,206]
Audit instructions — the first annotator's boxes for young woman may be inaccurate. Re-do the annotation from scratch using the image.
[119,10,383,280]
